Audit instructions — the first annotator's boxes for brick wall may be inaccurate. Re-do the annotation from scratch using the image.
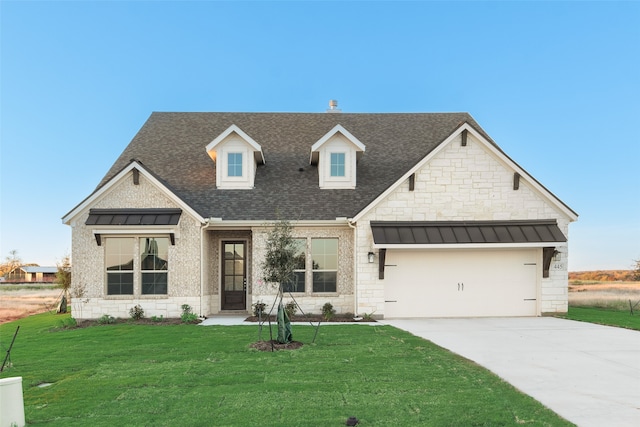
[69,171,203,320]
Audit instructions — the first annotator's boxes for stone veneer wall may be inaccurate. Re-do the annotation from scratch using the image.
[69,172,203,320]
[355,132,572,317]
[249,225,355,316]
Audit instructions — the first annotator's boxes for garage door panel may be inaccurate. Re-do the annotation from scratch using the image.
[384,249,538,318]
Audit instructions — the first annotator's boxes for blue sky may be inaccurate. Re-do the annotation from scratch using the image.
[1,0,638,271]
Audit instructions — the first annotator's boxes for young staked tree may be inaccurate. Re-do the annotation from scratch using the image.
[261,220,297,343]
[56,255,72,313]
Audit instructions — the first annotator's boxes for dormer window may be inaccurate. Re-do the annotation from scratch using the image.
[330,153,346,177]
[206,125,265,189]
[310,125,365,189]
[228,153,243,177]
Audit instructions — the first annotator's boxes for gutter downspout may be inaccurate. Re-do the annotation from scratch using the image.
[200,222,206,317]
[348,219,358,316]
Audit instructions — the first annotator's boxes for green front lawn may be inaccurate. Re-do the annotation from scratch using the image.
[564,306,640,330]
[0,313,572,426]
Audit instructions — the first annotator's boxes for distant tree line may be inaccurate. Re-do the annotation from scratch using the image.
[570,266,639,282]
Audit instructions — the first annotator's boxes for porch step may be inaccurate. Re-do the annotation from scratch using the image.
[207,311,249,317]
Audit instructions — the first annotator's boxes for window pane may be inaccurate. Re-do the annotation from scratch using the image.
[228,152,243,177]
[292,239,306,269]
[312,238,338,270]
[142,272,167,295]
[330,152,345,177]
[106,238,134,271]
[107,272,133,295]
[312,272,336,292]
[140,237,168,271]
[283,271,305,293]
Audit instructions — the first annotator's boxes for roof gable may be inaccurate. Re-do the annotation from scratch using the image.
[309,124,365,165]
[205,124,265,165]
[62,160,205,225]
[352,122,578,222]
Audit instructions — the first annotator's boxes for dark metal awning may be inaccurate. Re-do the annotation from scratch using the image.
[370,220,566,246]
[85,209,182,226]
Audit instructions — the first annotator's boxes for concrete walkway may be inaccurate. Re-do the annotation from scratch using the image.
[381,317,640,427]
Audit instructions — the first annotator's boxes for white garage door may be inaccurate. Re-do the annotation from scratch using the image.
[384,248,539,318]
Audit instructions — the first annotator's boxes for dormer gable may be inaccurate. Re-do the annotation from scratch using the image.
[310,124,365,189]
[205,125,265,189]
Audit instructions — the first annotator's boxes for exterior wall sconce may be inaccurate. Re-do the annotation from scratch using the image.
[368,252,375,263]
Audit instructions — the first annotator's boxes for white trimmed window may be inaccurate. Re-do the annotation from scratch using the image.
[227,152,243,177]
[310,125,365,189]
[205,124,265,190]
[330,152,346,177]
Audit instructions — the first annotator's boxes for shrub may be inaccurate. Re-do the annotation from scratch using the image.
[285,301,297,318]
[322,302,336,321]
[98,314,115,325]
[181,304,198,323]
[362,312,375,321]
[151,315,164,323]
[252,301,266,317]
[129,305,145,320]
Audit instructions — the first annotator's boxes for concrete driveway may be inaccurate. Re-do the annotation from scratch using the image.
[382,317,640,427]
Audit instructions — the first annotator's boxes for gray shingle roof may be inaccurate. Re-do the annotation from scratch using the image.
[97,112,491,221]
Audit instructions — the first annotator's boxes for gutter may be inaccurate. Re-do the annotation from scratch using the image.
[347,219,358,317]
[205,218,352,228]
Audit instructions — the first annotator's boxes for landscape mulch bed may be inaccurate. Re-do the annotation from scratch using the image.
[249,340,305,351]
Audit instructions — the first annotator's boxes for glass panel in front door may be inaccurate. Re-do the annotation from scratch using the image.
[224,243,245,291]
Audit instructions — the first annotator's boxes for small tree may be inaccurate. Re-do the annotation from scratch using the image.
[56,255,72,313]
[632,259,640,281]
[261,220,297,343]
[1,250,22,280]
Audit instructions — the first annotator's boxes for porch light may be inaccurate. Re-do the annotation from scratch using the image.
[368,252,375,263]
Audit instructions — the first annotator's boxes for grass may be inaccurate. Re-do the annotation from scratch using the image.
[0,284,58,291]
[0,313,572,426]
[563,306,640,331]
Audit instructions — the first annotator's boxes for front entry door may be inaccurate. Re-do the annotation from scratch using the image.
[222,241,246,310]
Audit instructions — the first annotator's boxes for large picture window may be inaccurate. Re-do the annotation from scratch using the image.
[141,237,169,295]
[283,239,307,293]
[312,238,338,292]
[106,238,134,295]
[105,236,169,296]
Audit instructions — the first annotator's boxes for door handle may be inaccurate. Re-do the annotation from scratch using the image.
[243,278,247,292]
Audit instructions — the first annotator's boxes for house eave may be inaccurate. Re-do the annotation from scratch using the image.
[373,242,568,250]
[204,218,352,229]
